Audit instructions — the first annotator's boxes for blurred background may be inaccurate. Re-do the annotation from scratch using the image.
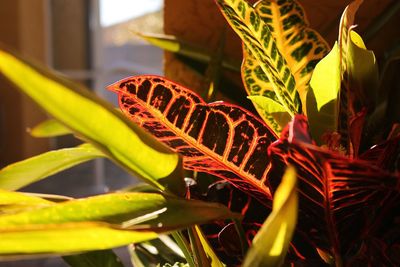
[0,0,399,266]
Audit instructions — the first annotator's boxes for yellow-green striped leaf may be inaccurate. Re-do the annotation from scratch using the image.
[216,0,301,115]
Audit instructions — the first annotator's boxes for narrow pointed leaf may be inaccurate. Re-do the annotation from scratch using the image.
[135,32,240,72]
[307,43,341,144]
[108,75,277,205]
[0,48,184,195]
[0,144,105,190]
[216,0,301,115]
[243,166,298,267]
[0,192,239,231]
[30,119,72,138]
[0,192,239,257]
[0,222,158,256]
[194,226,224,267]
[0,189,54,215]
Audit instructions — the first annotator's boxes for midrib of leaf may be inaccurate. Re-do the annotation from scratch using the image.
[117,89,273,199]
[322,162,341,266]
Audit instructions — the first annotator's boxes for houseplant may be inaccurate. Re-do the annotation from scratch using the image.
[0,0,399,266]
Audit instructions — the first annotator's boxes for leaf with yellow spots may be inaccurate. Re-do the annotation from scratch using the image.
[216,0,302,116]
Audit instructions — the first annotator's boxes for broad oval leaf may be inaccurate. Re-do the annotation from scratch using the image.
[0,48,184,195]
[0,144,104,190]
[243,166,298,267]
[108,75,277,204]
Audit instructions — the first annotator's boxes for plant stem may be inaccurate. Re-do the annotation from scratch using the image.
[172,231,196,267]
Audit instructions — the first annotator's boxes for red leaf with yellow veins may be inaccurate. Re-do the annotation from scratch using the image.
[108,75,277,204]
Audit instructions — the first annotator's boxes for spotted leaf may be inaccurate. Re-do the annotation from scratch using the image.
[108,75,277,205]
[216,0,302,116]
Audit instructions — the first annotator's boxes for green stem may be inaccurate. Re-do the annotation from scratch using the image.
[172,231,196,267]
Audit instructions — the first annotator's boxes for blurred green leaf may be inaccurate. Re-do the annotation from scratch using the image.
[194,226,224,267]
[30,119,72,138]
[0,48,185,196]
[0,191,239,257]
[307,43,340,144]
[63,250,124,267]
[134,32,240,72]
[243,167,298,267]
[0,144,104,190]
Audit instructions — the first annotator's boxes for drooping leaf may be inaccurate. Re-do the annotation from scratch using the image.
[135,32,240,72]
[307,43,341,145]
[30,119,72,138]
[216,0,301,115]
[63,250,124,267]
[108,75,277,205]
[0,192,239,257]
[0,48,185,195]
[0,144,104,190]
[243,166,298,267]
[268,115,400,264]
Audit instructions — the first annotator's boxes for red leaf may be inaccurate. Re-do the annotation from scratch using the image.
[107,75,277,204]
[269,115,400,261]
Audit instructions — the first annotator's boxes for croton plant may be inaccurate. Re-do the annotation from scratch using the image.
[0,0,399,266]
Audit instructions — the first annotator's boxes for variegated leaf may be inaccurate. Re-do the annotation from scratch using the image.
[216,0,301,115]
[108,75,277,205]
[268,115,400,264]
[253,0,329,110]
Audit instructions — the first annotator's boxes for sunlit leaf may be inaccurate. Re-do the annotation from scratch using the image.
[248,95,291,135]
[0,222,157,256]
[0,192,239,257]
[0,144,104,190]
[194,226,224,267]
[243,0,329,114]
[108,75,277,205]
[243,166,298,267]
[63,250,124,267]
[216,0,301,115]
[0,48,185,195]
[30,119,72,138]
[307,43,340,145]
[0,189,54,215]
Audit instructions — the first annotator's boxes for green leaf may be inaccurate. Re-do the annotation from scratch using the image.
[194,226,224,267]
[134,32,240,72]
[0,47,185,195]
[243,166,298,267]
[307,43,340,144]
[30,119,72,138]
[0,222,158,256]
[248,95,291,135]
[0,144,104,190]
[63,250,124,267]
[0,189,54,215]
[0,192,239,256]
[216,0,301,115]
